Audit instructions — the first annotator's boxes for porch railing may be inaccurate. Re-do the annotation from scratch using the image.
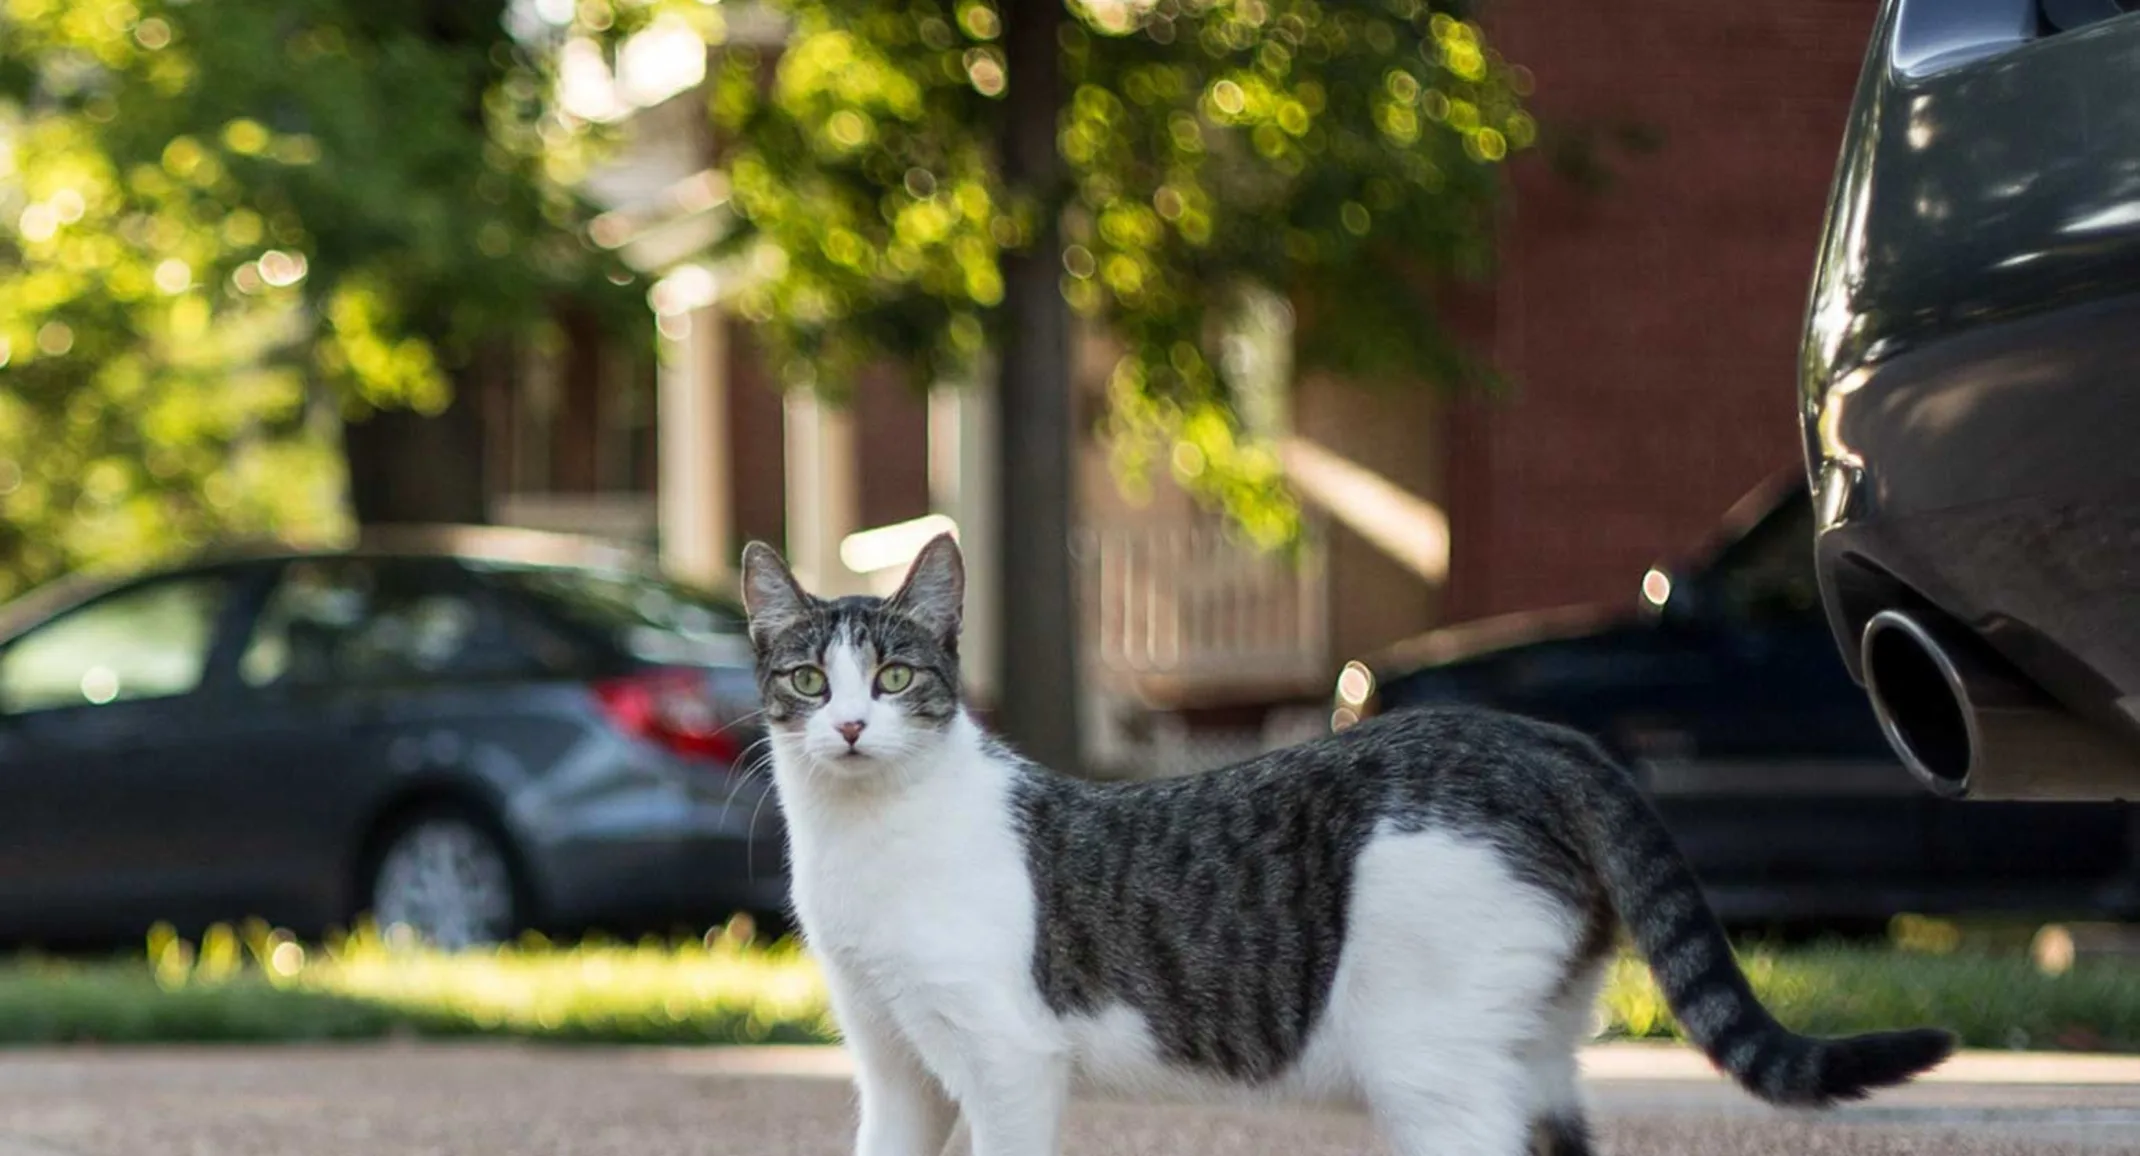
[1077,516,1329,702]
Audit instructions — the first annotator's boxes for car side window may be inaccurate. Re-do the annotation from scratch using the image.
[0,576,230,713]
[239,559,533,689]
[474,563,750,667]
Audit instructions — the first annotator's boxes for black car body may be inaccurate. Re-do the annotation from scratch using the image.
[1335,473,2139,926]
[0,527,786,949]
[1800,0,2140,800]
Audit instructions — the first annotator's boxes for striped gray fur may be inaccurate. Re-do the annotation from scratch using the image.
[1008,706,1952,1105]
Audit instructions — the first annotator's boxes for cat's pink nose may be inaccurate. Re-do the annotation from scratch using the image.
[836,721,866,746]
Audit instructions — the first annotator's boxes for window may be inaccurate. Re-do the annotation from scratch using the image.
[240,559,531,688]
[476,563,747,664]
[0,576,229,713]
[2040,0,2138,35]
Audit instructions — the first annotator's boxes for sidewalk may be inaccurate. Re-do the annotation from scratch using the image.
[1,1041,2133,1156]
[646,1041,2140,1150]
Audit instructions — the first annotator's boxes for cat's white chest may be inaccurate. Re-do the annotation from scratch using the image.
[776,745,1063,1103]
[780,748,1040,999]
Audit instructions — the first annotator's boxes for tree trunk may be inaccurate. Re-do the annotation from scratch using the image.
[342,366,491,527]
[341,2,506,531]
[994,3,1084,774]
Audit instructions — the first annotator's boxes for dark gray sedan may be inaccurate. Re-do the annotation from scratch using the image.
[0,527,785,950]
[1800,0,2140,801]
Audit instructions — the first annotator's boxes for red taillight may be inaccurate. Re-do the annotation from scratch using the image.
[592,667,744,764]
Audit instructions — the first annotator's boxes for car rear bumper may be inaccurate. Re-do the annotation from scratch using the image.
[529,794,790,931]
[1805,291,2140,743]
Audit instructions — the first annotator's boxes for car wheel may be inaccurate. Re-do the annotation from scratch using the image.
[367,810,521,951]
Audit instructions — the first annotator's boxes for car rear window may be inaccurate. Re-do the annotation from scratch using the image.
[477,564,752,666]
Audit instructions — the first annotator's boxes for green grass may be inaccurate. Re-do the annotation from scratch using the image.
[1599,940,2140,1054]
[0,917,834,1047]
[0,963,408,1044]
[1,916,2136,1053]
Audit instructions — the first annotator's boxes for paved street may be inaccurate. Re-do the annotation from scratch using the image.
[0,1042,2134,1156]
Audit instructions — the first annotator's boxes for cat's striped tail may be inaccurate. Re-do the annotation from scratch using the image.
[1575,748,1955,1106]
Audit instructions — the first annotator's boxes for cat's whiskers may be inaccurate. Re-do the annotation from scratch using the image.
[710,706,767,738]
[721,732,778,813]
[740,748,784,888]
[719,730,783,883]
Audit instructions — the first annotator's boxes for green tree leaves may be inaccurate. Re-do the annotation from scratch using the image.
[0,0,645,598]
[715,0,1529,545]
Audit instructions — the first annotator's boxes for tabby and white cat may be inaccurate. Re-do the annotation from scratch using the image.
[740,534,1952,1156]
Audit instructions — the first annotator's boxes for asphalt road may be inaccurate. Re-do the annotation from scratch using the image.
[0,1042,2135,1156]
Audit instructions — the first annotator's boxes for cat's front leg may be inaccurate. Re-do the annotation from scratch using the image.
[825,971,959,1156]
[853,1033,959,1156]
[953,1045,1069,1156]
[854,1044,959,1156]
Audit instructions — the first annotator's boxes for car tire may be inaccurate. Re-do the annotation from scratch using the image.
[365,807,524,952]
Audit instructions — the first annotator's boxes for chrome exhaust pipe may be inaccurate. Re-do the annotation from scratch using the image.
[1859,609,2140,800]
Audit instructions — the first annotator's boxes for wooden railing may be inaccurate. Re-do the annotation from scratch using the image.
[1076,516,1329,704]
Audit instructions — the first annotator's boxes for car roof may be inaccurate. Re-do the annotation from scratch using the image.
[1666,465,1808,581]
[0,524,740,640]
[180,523,656,572]
[1348,465,1808,679]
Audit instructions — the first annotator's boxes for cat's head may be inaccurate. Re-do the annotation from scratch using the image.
[739,534,965,776]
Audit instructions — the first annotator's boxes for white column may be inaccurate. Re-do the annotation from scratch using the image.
[930,374,999,707]
[656,304,731,588]
[783,390,861,596]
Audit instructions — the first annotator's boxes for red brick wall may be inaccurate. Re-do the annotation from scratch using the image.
[851,368,933,532]
[722,329,933,557]
[551,307,606,493]
[1441,2,1876,621]
[725,328,788,553]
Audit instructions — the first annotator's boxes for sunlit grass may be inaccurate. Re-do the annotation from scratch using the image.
[293,920,832,1044]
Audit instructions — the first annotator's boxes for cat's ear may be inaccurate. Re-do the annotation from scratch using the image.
[888,533,964,641]
[740,541,810,643]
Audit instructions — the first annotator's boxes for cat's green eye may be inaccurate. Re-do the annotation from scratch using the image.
[787,666,827,696]
[874,663,914,694]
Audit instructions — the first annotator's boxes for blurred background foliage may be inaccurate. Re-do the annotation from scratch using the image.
[0,0,661,599]
[2,0,1531,599]
[715,0,1531,546]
